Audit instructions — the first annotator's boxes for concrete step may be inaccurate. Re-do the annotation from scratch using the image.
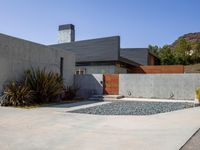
[89,95,124,101]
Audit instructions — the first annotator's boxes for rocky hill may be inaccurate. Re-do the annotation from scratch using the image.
[172,32,200,46]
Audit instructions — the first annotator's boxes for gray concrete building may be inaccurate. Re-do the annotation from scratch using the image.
[51,35,140,74]
[0,33,75,92]
[50,24,159,74]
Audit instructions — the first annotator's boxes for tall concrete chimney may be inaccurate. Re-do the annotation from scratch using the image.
[58,24,75,43]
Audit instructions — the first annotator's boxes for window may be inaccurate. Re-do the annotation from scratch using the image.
[75,68,86,75]
[75,71,79,75]
[80,70,84,75]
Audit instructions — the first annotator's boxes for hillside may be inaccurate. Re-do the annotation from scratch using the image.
[172,32,200,46]
[154,32,200,69]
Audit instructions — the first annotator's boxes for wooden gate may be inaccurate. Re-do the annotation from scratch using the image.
[103,74,119,95]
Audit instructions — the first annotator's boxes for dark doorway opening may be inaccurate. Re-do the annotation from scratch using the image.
[60,57,64,77]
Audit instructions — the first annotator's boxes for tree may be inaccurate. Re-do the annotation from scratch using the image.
[174,38,191,65]
[191,42,200,63]
[148,37,200,65]
[148,45,159,56]
[159,45,175,65]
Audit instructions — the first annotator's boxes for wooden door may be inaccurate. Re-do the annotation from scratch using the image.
[103,74,119,95]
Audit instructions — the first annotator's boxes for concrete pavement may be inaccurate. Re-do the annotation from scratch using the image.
[0,101,200,150]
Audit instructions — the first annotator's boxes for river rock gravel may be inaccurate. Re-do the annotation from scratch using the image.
[70,101,195,115]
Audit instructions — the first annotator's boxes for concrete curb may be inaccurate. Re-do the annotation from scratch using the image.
[120,97,195,103]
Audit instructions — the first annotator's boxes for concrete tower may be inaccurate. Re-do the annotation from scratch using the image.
[58,24,75,43]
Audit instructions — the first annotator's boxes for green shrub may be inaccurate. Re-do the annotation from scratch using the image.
[0,81,34,106]
[25,68,64,103]
[196,87,200,102]
[0,68,65,106]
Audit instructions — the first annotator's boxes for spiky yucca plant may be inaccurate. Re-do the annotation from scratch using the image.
[0,81,34,106]
[25,68,64,103]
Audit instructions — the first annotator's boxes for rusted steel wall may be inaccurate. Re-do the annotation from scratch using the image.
[103,74,119,95]
[130,65,184,74]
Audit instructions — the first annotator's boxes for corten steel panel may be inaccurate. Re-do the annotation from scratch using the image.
[130,65,184,74]
[103,74,119,95]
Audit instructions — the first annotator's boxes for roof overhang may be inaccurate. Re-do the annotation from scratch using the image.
[119,57,141,67]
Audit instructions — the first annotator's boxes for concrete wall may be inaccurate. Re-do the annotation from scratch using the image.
[74,74,103,98]
[119,74,200,100]
[75,74,200,100]
[0,33,75,91]
[58,29,75,43]
[75,65,127,74]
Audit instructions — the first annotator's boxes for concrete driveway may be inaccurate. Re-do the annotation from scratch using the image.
[0,101,200,150]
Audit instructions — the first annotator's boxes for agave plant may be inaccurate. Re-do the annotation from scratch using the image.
[25,68,64,103]
[0,81,34,106]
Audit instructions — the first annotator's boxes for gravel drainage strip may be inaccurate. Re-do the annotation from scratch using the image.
[70,101,195,115]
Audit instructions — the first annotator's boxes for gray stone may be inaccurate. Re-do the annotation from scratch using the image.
[71,101,195,115]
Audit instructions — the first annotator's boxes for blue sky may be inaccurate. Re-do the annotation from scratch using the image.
[0,0,200,48]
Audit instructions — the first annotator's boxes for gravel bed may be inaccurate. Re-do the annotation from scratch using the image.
[70,101,195,115]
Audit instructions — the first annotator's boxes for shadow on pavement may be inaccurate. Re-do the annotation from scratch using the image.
[41,100,102,108]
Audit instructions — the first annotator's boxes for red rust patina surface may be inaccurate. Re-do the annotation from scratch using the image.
[103,74,119,95]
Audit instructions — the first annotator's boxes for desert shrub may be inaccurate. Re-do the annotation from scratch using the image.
[0,81,34,106]
[62,86,79,100]
[0,68,65,106]
[196,87,200,102]
[25,68,64,103]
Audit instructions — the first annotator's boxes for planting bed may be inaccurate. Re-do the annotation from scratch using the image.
[70,101,195,115]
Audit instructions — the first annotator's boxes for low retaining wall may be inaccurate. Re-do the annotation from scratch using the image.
[119,74,200,100]
[75,74,200,100]
[74,74,103,98]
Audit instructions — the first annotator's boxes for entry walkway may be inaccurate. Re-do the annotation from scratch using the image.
[0,101,199,150]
